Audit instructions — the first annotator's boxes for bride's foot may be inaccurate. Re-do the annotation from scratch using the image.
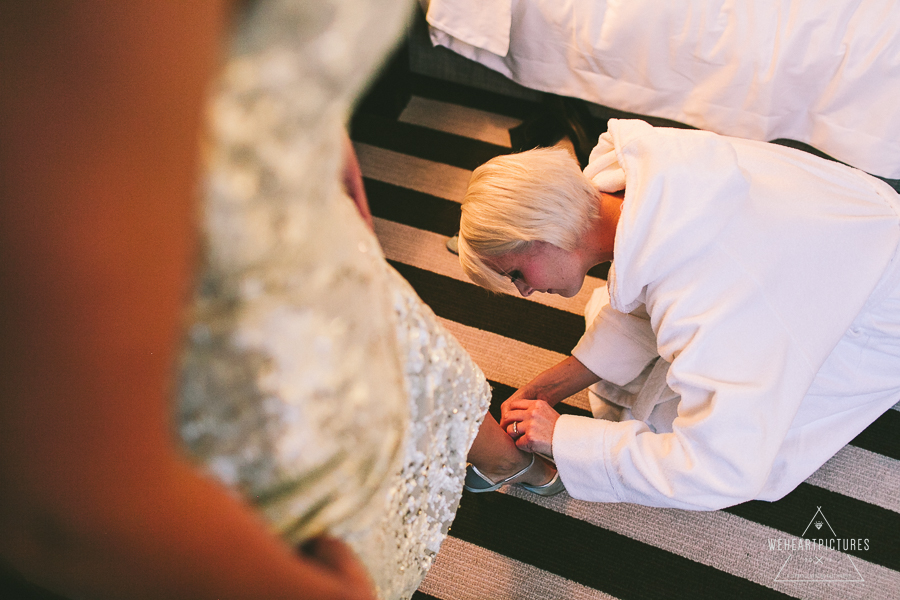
[472,454,556,488]
[511,454,556,487]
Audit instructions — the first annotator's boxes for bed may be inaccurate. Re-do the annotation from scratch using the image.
[421,0,900,180]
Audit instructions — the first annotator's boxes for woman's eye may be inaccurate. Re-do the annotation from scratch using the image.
[508,270,523,283]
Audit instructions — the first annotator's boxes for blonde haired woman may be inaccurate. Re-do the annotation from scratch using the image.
[459,120,900,510]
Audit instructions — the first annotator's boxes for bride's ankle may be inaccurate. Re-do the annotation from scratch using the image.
[517,455,555,487]
[478,454,532,482]
[480,454,555,486]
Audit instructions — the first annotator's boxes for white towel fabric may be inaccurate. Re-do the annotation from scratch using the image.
[425,0,512,57]
[583,135,626,193]
[577,285,678,425]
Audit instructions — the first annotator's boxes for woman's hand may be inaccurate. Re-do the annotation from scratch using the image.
[499,385,532,424]
[499,355,599,428]
[500,398,560,457]
[495,355,601,457]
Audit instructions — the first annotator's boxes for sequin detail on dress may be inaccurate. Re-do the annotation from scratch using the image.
[177,1,489,598]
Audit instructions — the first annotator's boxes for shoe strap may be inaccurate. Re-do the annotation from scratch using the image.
[495,454,535,486]
[468,453,536,487]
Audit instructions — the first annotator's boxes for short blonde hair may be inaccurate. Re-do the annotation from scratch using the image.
[459,146,599,292]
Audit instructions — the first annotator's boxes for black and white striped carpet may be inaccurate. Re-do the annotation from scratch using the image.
[350,50,900,600]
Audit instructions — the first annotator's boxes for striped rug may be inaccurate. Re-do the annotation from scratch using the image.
[350,50,900,600]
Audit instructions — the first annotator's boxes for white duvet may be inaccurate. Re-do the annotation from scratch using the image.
[426,0,900,179]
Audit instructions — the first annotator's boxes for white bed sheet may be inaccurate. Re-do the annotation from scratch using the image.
[426,0,900,179]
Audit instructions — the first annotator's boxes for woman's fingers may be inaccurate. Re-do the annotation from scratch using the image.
[500,399,546,428]
[504,398,544,411]
[505,401,560,457]
[499,390,527,423]
[500,397,535,429]
[503,400,561,453]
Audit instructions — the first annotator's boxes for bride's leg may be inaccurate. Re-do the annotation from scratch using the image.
[467,413,555,486]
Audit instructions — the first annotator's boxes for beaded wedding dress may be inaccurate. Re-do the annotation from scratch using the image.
[177,1,490,598]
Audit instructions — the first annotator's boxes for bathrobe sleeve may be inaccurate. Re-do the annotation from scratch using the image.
[571,289,658,388]
[555,251,819,510]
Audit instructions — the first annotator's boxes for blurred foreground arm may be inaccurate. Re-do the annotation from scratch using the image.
[0,3,373,598]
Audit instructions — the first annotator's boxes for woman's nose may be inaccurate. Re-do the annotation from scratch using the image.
[514,280,534,297]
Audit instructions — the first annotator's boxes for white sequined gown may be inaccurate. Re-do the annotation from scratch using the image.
[177,1,490,598]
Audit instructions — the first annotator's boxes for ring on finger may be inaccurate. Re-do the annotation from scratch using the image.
[512,422,518,435]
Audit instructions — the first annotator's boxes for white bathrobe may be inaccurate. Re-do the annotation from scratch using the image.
[552,120,900,510]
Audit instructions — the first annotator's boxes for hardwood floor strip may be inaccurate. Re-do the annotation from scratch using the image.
[409,73,540,120]
[367,179,462,237]
[351,112,508,171]
[398,96,520,147]
[355,142,472,202]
